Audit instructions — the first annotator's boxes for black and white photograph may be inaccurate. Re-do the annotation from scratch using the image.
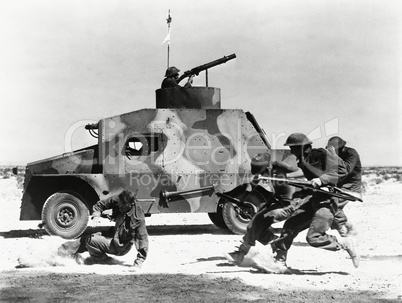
[0,0,401,302]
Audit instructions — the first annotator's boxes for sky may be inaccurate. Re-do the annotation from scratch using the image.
[0,0,400,167]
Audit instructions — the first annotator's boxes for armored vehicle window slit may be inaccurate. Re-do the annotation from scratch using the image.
[125,135,159,158]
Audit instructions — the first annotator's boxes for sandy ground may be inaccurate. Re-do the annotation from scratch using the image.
[0,177,401,302]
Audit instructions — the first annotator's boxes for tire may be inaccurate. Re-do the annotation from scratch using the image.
[41,192,89,239]
[222,191,266,235]
[208,206,228,229]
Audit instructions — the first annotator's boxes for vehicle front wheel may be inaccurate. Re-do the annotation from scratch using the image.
[41,192,89,239]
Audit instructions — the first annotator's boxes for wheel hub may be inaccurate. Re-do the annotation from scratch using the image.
[233,202,258,221]
[57,208,75,226]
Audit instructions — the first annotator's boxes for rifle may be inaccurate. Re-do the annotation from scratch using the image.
[257,176,363,202]
[177,54,236,83]
[161,185,257,219]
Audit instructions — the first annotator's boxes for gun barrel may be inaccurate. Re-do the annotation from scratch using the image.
[85,123,99,130]
[259,176,363,202]
[258,176,311,186]
[200,53,236,71]
[334,187,363,202]
[178,53,236,83]
[161,186,215,201]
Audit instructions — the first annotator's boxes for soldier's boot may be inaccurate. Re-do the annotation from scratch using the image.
[268,236,280,254]
[133,258,145,270]
[73,253,85,265]
[339,222,358,237]
[224,243,251,265]
[341,237,360,268]
[274,249,288,268]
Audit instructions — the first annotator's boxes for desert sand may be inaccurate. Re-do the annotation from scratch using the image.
[0,175,401,302]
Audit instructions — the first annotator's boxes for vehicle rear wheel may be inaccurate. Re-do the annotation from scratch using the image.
[208,206,228,229]
[41,192,89,239]
[222,191,265,235]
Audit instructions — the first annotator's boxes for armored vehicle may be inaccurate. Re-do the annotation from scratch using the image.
[20,54,290,239]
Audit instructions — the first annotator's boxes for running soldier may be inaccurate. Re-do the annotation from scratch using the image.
[225,152,301,265]
[271,133,360,270]
[327,136,362,237]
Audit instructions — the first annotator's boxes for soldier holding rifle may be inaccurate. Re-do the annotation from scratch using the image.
[270,133,360,270]
[224,152,302,265]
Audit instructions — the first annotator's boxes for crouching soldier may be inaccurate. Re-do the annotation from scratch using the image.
[57,190,149,271]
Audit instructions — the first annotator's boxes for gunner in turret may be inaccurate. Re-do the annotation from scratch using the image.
[161,66,194,88]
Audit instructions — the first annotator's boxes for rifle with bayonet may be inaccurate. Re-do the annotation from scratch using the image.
[257,175,363,202]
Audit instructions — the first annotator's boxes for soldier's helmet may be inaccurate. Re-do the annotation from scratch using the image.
[165,66,180,77]
[250,152,271,175]
[327,136,346,149]
[284,133,312,146]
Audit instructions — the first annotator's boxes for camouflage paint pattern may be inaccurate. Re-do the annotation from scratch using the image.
[20,87,289,220]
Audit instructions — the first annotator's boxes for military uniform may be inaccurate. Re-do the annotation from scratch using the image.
[242,154,299,246]
[57,192,149,268]
[161,66,193,89]
[87,194,149,268]
[161,77,180,88]
[335,146,362,192]
[273,147,347,252]
[225,153,300,264]
[328,138,362,235]
[272,136,359,268]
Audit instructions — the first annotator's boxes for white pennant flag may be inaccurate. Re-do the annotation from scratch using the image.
[162,27,171,45]
[162,10,172,45]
